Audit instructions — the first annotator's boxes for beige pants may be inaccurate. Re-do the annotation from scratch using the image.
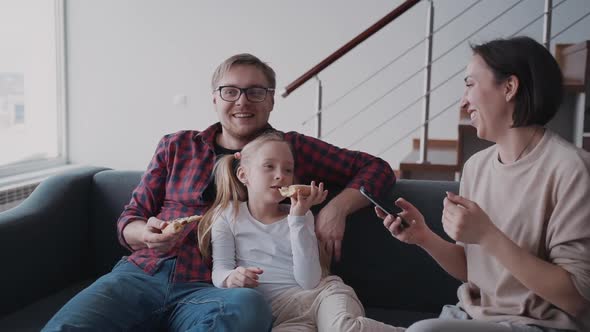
[315,292,404,332]
[271,276,404,332]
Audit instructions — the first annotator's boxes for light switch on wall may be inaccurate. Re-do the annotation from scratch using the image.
[173,94,187,106]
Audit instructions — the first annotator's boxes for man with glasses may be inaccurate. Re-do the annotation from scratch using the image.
[44,53,395,331]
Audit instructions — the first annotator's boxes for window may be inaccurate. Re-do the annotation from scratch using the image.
[0,0,66,177]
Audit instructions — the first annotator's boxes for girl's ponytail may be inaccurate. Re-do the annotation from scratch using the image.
[198,154,246,256]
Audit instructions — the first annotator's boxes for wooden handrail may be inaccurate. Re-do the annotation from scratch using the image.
[281,0,421,97]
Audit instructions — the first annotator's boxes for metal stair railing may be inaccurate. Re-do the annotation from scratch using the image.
[377,0,583,158]
[301,0,485,125]
[322,0,527,146]
[281,0,590,168]
[344,0,571,151]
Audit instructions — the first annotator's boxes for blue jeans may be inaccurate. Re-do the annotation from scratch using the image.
[42,258,272,332]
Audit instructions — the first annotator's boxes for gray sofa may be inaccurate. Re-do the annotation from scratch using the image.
[0,166,460,331]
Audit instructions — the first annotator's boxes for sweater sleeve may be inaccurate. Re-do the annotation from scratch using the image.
[211,213,237,288]
[288,211,322,290]
[546,155,590,301]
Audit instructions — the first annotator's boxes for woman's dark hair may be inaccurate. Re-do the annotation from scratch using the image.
[471,36,563,127]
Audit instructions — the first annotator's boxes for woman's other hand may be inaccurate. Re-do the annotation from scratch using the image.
[443,192,497,245]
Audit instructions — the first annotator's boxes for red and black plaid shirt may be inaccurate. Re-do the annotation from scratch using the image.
[117,122,395,282]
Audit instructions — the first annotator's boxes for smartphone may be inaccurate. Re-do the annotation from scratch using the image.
[360,186,409,228]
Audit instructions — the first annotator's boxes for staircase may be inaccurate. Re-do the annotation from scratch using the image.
[399,40,590,180]
[279,1,590,181]
[398,111,493,181]
[399,138,459,181]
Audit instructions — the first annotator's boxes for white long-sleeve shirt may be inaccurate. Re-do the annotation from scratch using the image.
[211,201,322,302]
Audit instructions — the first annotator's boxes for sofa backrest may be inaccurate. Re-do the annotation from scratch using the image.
[89,170,461,313]
[333,179,461,313]
[90,170,142,276]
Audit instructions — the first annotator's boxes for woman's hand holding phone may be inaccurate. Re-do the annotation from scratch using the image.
[373,197,433,246]
[359,186,409,228]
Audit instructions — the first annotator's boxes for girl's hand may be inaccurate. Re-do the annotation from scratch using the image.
[225,267,264,288]
[374,198,432,246]
[290,181,328,217]
[443,192,497,245]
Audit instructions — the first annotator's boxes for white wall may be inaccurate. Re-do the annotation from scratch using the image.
[66,0,590,171]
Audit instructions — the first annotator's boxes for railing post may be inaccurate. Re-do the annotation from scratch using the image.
[419,0,434,163]
[543,0,552,49]
[315,76,323,138]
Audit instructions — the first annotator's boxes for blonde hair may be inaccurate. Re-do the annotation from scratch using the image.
[211,53,276,91]
[198,131,288,256]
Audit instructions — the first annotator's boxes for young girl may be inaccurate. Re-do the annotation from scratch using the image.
[377,36,590,332]
[198,132,401,331]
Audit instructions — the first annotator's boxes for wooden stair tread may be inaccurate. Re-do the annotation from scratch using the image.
[400,148,459,169]
[556,41,588,92]
[400,138,461,179]
[399,146,459,180]
[411,138,456,150]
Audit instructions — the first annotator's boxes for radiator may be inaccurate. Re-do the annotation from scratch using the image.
[0,182,40,213]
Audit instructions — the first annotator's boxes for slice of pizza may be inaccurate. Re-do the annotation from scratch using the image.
[278,185,312,198]
[162,215,203,235]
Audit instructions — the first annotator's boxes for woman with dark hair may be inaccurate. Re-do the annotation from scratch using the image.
[377,36,590,331]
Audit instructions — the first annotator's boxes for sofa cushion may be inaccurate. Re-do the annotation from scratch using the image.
[0,279,94,332]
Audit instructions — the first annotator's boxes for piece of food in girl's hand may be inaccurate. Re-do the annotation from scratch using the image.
[278,185,312,198]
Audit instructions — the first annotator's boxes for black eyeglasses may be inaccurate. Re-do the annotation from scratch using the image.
[216,86,275,103]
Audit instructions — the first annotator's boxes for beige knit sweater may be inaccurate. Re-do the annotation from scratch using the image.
[458,130,590,331]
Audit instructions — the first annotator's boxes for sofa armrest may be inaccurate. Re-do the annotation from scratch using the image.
[0,166,108,315]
